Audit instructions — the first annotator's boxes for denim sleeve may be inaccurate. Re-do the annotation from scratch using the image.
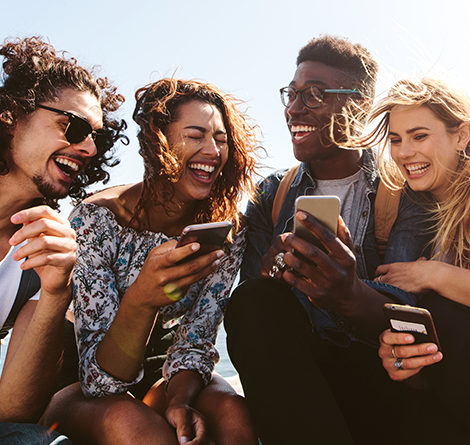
[384,191,434,265]
[240,175,281,281]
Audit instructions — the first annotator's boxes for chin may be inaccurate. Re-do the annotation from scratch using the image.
[33,175,70,200]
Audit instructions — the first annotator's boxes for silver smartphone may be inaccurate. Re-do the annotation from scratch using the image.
[176,221,232,264]
[293,195,340,256]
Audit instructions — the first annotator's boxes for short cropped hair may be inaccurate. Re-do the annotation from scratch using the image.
[297,34,378,101]
[0,36,128,201]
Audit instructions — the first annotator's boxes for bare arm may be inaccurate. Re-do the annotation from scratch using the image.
[375,259,470,307]
[0,206,75,422]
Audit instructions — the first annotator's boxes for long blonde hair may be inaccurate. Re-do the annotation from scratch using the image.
[349,77,470,267]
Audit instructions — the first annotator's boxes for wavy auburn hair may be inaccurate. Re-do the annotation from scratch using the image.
[132,78,261,232]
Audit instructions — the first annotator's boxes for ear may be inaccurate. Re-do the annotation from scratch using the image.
[457,122,470,153]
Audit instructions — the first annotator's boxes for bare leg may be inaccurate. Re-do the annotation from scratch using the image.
[193,375,257,445]
[40,383,178,445]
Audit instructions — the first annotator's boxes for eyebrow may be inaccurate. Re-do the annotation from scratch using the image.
[184,125,226,135]
[389,126,431,136]
[289,80,330,88]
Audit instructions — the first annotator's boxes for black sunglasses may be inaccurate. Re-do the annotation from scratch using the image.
[36,104,111,151]
[280,86,362,109]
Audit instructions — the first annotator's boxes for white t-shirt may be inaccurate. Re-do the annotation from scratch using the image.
[0,242,40,329]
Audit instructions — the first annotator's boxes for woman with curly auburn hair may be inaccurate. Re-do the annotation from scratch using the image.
[42,78,260,445]
[354,77,470,432]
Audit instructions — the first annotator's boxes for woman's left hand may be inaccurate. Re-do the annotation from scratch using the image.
[378,329,443,382]
[165,404,214,444]
[374,258,433,294]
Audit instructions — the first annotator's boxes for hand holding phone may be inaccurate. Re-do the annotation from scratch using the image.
[383,303,441,351]
[293,195,340,256]
[176,221,232,264]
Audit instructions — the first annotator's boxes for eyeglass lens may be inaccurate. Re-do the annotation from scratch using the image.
[281,87,322,108]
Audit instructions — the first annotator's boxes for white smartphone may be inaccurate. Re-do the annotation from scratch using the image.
[176,221,232,263]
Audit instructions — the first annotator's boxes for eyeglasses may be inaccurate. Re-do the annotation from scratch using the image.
[36,104,111,152]
[279,86,362,109]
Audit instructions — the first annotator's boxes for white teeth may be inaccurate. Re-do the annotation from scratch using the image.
[290,125,317,133]
[406,163,430,175]
[55,157,79,171]
[188,163,215,173]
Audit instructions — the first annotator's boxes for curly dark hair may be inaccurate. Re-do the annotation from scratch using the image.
[0,36,128,203]
[132,78,261,232]
[297,34,379,101]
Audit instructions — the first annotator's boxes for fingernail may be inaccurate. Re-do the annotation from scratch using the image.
[404,335,414,342]
[433,352,443,361]
[427,344,438,353]
[179,437,189,444]
[281,233,287,242]
[191,243,200,251]
[216,250,224,258]
[214,260,221,267]
[10,214,19,224]
[297,211,307,220]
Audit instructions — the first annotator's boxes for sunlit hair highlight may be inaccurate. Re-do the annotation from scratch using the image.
[132,78,261,234]
[349,77,470,267]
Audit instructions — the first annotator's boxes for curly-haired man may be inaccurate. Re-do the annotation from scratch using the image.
[0,36,126,444]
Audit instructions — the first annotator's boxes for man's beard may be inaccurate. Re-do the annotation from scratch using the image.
[33,174,69,200]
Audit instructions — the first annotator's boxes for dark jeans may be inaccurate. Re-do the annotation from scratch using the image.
[225,279,467,445]
[420,291,470,431]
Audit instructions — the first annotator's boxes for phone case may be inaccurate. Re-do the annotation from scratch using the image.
[383,303,441,350]
[293,195,340,254]
[176,221,232,263]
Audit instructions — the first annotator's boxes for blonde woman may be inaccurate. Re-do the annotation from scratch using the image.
[355,77,470,431]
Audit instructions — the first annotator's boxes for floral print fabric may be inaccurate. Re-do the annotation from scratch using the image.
[70,202,245,398]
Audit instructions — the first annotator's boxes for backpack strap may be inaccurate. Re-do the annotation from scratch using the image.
[374,180,401,260]
[271,164,300,228]
[0,269,41,339]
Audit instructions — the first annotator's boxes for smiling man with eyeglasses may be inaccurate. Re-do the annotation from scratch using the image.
[0,36,126,444]
[225,35,441,444]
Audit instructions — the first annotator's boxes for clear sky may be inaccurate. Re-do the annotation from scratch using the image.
[4,0,470,213]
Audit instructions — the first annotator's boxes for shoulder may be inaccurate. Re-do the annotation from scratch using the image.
[83,183,142,227]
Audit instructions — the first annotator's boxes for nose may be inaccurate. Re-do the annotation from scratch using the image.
[74,135,97,158]
[286,94,307,118]
[395,139,415,160]
[201,137,221,158]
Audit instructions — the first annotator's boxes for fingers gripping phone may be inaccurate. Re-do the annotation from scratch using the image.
[383,303,441,351]
[293,196,340,257]
[176,221,232,264]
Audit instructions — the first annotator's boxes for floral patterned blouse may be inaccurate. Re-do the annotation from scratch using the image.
[70,202,246,398]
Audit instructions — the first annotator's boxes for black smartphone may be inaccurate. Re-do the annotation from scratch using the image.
[293,195,340,256]
[383,303,441,351]
[176,221,232,264]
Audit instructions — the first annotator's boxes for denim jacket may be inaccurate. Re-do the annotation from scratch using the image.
[241,151,434,346]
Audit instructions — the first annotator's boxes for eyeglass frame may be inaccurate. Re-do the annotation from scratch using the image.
[279,86,362,109]
[35,104,106,146]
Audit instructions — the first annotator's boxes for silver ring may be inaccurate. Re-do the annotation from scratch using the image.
[377,275,383,283]
[269,264,279,278]
[391,347,397,359]
[394,357,404,370]
[269,253,287,278]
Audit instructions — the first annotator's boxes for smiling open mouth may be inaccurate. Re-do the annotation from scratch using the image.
[54,157,80,178]
[290,125,317,141]
[406,163,430,176]
[188,163,215,180]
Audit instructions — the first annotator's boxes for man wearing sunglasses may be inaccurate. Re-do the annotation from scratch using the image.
[224,35,444,444]
[0,36,126,444]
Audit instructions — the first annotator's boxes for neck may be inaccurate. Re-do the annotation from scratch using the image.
[308,149,363,180]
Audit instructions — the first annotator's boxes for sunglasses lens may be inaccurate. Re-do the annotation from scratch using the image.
[65,116,93,144]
